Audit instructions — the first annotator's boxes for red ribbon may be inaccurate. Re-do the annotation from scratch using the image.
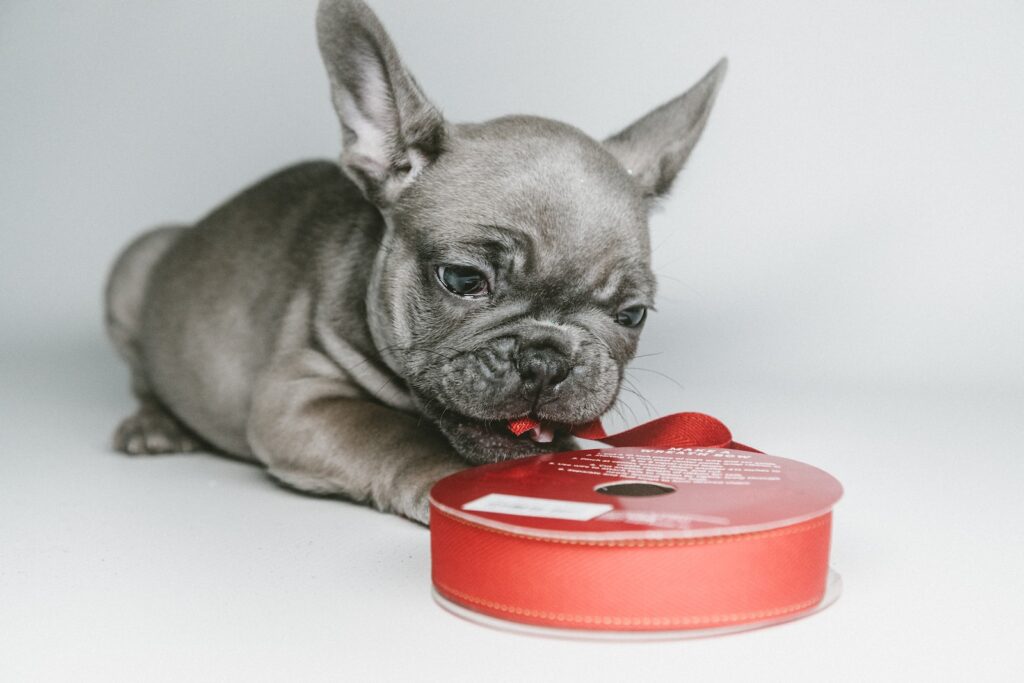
[507,412,761,453]
[431,413,839,634]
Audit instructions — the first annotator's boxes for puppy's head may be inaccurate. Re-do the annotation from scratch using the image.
[318,0,726,463]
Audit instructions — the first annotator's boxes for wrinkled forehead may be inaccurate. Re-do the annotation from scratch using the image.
[396,117,654,298]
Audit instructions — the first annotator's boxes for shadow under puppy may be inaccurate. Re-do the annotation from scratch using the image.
[104,0,726,523]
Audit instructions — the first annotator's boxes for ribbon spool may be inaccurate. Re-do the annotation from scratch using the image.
[429,413,843,639]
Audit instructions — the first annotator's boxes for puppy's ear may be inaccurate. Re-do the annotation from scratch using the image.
[604,58,727,200]
[317,0,446,207]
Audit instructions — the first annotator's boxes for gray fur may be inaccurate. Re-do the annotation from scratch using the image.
[104,0,726,524]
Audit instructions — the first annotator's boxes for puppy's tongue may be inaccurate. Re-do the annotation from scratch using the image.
[507,417,554,443]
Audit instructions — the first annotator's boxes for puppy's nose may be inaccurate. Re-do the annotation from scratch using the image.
[516,345,571,388]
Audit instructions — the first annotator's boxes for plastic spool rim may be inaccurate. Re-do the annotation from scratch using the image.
[432,569,842,641]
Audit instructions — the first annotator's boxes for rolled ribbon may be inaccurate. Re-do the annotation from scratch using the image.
[430,412,843,637]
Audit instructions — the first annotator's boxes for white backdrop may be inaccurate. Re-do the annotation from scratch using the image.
[2,2,1023,681]
[2,0,1021,389]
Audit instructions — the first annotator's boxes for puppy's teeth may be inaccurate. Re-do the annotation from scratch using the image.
[531,425,555,444]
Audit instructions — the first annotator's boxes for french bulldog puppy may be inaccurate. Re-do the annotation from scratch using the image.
[104,0,726,523]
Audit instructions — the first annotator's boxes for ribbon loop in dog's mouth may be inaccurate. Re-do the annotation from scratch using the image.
[507,416,554,443]
[508,413,755,452]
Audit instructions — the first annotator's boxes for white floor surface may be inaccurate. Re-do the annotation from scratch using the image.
[2,338,1021,682]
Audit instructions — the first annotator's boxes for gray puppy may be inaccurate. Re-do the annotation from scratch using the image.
[104,0,726,524]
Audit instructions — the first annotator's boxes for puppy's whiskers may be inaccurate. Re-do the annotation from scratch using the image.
[618,382,655,419]
[626,366,687,393]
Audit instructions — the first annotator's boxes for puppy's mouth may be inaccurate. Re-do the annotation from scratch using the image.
[410,384,612,463]
[481,414,577,444]
[425,408,584,464]
[507,416,559,443]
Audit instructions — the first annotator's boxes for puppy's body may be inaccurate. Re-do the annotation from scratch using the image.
[105,0,726,523]
[121,161,376,458]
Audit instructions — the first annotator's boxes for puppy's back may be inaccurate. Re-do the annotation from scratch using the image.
[138,160,379,455]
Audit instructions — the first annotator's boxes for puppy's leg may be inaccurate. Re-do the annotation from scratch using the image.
[105,225,204,455]
[248,350,467,524]
[112,400,203,455]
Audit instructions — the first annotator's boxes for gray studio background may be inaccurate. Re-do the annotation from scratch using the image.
[1,2,1022,681]
[3,0,1021,393]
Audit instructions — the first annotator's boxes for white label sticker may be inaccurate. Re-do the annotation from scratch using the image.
[462,493,612,521]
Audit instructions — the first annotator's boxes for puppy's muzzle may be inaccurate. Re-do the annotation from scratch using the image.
[516,343,571,394]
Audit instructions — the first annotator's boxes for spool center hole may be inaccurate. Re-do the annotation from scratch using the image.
[594,481,675,497]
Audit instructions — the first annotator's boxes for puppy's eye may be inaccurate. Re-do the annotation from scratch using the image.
[615,305,647,328]
[436,265,490,298]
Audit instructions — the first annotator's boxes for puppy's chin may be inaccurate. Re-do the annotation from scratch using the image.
[430,411,580,464]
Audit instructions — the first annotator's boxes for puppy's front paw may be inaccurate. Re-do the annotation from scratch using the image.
[113,405,202,455]
[397,460,467,526]
[408,495,432,526]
